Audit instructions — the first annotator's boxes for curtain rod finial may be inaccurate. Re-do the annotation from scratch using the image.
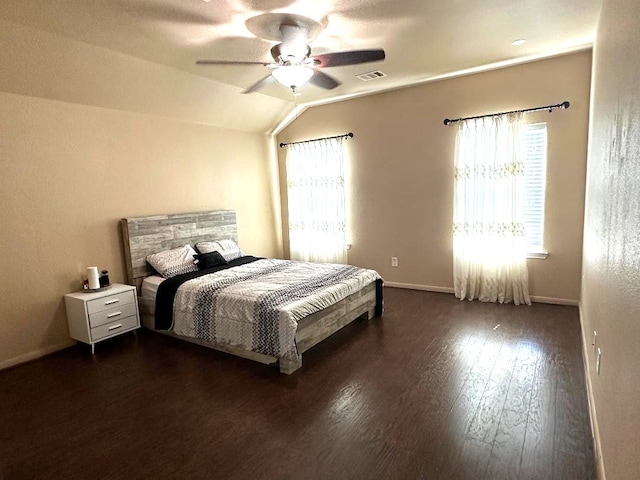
[562,101,570,109]
[444,119,451,126]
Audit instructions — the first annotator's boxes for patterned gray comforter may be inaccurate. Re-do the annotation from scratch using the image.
[170,259,381,361]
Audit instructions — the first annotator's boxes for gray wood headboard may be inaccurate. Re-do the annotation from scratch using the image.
[121,210,237,292]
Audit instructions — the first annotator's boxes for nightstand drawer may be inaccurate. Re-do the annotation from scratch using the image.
[89,302,138,328]
[87,289,135,315]
[91,315,139,341]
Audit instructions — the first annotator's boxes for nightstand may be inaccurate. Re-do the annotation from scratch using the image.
[64,283,140,354]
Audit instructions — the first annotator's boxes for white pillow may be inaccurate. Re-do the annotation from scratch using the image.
[196,239,244,262]
[146,244,198,278]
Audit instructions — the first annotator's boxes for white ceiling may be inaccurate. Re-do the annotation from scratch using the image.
[0,0,601,132]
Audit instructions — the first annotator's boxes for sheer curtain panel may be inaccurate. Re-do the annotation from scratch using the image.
[286,138,347,263]
[453,113,531,305]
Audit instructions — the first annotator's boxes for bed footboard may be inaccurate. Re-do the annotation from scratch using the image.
[279,281,378,374]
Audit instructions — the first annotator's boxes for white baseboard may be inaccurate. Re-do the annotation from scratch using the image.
[384,282,455,294]
[385,282,578,306]
[529,295,579,306]
[0,340,76,371]
[578,302,606,480]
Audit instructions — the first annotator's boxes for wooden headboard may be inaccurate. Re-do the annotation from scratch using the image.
[121,210,237,292]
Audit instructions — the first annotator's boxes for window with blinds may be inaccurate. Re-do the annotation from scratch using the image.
[523,123,548,253]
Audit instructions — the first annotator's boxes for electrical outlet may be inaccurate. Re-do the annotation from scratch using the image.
[593,331,597,353]
[391,257,398,267]
[596,348,602,375]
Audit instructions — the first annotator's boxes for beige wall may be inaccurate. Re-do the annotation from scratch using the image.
[581,0,640,478]
[277,51,591,302]
[0,26,283,369]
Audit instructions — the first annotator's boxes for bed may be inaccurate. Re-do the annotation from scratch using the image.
[120,210,383,374]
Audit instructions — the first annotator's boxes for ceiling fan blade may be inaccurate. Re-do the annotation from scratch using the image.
[308,70,341,90]
[196,60,271,66]
[243,74,276,94]
[312,49,385,68]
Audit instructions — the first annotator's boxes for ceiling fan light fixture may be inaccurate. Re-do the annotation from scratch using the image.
[272,65,314,89]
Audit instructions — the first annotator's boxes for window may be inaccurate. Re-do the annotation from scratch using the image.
[452,112,532,304]
[523,123,548,255]
[285,138,347,264]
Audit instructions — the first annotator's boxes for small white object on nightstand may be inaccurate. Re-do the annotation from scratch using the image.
[64,283,140,354]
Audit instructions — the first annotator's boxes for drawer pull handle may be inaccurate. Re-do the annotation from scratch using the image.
[108,324,123,331]
[104,299,120,305]
[107,312,122,318]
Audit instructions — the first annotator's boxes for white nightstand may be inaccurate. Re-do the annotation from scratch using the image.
[64,283,140,354]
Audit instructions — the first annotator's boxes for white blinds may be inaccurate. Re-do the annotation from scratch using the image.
[523,123,548,252]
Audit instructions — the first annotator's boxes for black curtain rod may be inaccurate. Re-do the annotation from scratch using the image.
[443,101,570,126]
[279,132,353,148]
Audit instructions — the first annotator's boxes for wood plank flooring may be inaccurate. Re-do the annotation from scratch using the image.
[0,288,595,479]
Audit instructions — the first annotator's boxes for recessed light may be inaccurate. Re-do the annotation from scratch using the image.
[511,39,527,46]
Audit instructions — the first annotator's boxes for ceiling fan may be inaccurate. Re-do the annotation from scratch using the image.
[196,13,385,94]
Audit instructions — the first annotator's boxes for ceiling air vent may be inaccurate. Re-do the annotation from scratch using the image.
[356,70,387,81]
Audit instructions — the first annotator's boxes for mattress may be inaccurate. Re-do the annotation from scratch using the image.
[141,274,164,302]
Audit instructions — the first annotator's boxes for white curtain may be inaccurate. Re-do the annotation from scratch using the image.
[286,138,347,263]
[453,113,531,305]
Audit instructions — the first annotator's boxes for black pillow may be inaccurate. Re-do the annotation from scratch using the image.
[193,251,228,269]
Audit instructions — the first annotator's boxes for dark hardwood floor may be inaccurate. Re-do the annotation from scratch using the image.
[0,288,595,480]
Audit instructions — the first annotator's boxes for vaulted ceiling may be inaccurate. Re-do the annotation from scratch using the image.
[0,0,601,133]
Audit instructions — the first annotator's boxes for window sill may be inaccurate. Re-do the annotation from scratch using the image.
[526,251,549,259]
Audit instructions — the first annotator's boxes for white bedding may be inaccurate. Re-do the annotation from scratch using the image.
[141,275,165,301]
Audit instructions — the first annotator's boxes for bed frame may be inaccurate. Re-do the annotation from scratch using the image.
[120,210,379,374]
